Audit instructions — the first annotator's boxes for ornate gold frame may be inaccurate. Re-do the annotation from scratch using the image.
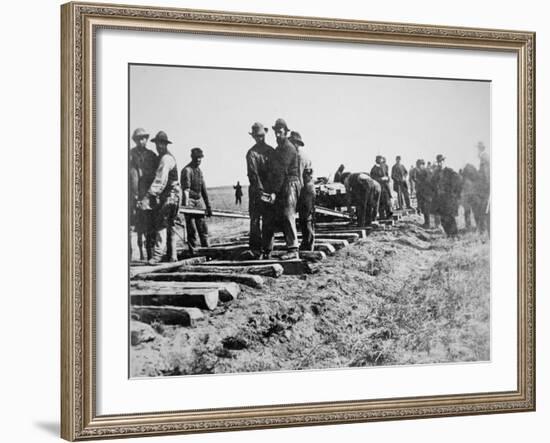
[61,2,536,440]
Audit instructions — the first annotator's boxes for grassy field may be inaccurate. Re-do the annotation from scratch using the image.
[206,185,250,241]
[131,215,490,376]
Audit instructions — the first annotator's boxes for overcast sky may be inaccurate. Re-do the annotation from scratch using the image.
[130,64,490,187]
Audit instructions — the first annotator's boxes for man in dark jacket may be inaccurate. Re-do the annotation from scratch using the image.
[263,118,301,260]
[244,122,275,259]
[138,131,181,264]
[290,131,315,251]
[129,127,158,261]
[234,181,243,205]
[415,159,432,227]
[180,147,212,251]
[370,155,392,220]
[344,172,381,227]
[391,155,411,210]
[477,141,491,236]
[431,154,462,237]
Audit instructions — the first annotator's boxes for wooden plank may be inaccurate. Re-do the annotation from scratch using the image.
[130,256,207,278]
[271,242,335,255]
[313,238,349,249]
[271,250,326,262]
[131,306,204,327]
[130,280,240,302]
[317,228,368,239]
[135,272,264,288]
[314,205,351,220]
[180,245,248,261]
[130,288,219,311]
[274,232,359,243]
[314,221,353,228]
[177,264,284,278]
[179,207,249,219]
[204,259,318,275]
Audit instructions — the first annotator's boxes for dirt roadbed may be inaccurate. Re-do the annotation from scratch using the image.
[131,217,490,377]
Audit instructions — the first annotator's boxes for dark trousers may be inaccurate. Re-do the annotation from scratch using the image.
[395,181,411,209]
[235,196,242,205]
[185,214,209,249]
[249,201,264,255]
[299,213,315,251]
[441,215,458,237]
[417,193,431,227]
[134,209,155,260]
[378,185,393,220]
[263,180,301,254]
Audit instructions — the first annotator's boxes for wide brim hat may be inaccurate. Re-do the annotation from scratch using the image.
[132,127,149,141]
[249,122,268,136]
[289,131,304,146]
[151,131,172,144]
[272,118,289,131]
[191,147,204,158]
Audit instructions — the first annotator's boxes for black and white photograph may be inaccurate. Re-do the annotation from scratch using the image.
[128,63,491,378]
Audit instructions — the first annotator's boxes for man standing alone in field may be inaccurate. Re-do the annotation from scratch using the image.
[234,181,243,206]
[181,147,212,251]
[244,122,274,259]
[138,131,181,264]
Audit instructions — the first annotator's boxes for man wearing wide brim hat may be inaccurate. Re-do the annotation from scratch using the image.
[129,127,158,261]
[370,155,392,220]
[180,146,212,251]
[391,155,411,210]
[414,159,432,228]
[140,131,181,264]
[262,118,303,260]
[244,122,275,259]
[290,130,316,251]
[431,153,461,237]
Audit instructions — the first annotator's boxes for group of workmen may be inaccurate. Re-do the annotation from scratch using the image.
[335,141,491,237]
[129,128,213,264]
[130,121,490,265]
[129,117,316,264]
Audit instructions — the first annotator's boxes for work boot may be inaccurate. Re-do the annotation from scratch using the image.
[279,250,299,261]
[147,257,162,266]
[239,250,261,260]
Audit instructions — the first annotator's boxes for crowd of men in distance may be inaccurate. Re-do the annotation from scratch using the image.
[334,142,490,238]
[129,120,490,265]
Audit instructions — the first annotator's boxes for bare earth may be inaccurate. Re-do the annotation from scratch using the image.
[130,214,490,377]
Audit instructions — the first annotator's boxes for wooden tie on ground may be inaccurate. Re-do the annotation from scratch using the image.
[210,240,336,255]
[131,280,240,302]
[177,264,284,278]
[131,305,204,327]
[203,259,319,275]
[130,256,207,278]
[135,271,264,288]
[131,287,219,310]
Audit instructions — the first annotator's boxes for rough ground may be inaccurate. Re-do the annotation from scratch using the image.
[130,215,490,377]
